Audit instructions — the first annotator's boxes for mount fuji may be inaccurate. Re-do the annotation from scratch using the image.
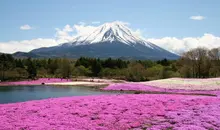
[14,21,179,59]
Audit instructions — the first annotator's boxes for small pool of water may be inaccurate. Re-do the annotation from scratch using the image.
[0,85,117,104]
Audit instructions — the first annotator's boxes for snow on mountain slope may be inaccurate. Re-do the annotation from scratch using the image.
[26,21,179,59]
[65,21,159,50]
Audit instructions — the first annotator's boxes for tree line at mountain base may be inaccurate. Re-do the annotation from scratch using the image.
[0,47,219,82]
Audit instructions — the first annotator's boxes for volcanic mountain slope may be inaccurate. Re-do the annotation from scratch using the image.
[15,21,179,59]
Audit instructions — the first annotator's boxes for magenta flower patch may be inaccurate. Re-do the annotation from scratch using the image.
[0,94,220,129]
[103,82,220,96]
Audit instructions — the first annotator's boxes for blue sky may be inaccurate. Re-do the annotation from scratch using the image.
[0,0,220,53]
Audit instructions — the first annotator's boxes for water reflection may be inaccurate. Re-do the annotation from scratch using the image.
[0,85,116,104]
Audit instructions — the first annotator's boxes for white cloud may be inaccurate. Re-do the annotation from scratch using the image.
[133,29,145,39]
[63,25,73,32]
[55,24,98,43]
[73,24,97,36]
[20,24,33,30]
[1,21,220,55]
[78,21,86,25]
[115,21,130,26]
[0,39,57,53]
[147,34,220,54]
[91,21,101,24]
[55,24,75,43]
[0,23,98,53]
[190,15,205,20]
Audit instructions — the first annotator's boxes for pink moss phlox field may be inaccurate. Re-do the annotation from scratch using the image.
[140,78,220,91]
[0,94,220,130]
[103,83,220,96]
[0,78,72,86]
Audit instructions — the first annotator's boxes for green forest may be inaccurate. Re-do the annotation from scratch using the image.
[1,47,220,82]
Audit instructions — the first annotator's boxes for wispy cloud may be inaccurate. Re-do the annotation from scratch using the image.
[55,24,75,43]
[0,39,58,53]
[147,34,220,54]
[2,21,220,54]
[78,21,86,25]
[20,24,34,30]
[190,15,205,20]
[91,21,101,24]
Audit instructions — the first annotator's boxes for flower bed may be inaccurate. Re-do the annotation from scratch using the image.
[103,78,220,96]
[0,94,219,130]
[140,78,220,90]
[103,83,220,96]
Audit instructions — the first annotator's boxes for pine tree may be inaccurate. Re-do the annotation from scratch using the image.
[26,58,37,79]
[91,59,102,76]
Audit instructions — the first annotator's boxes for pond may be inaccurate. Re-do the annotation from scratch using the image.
[0,85,117,104]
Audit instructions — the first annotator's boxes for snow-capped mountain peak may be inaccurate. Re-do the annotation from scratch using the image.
[70,21,147,46]
[29,21,179,59]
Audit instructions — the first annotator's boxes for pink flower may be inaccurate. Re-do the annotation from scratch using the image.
[0,94,219,129]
